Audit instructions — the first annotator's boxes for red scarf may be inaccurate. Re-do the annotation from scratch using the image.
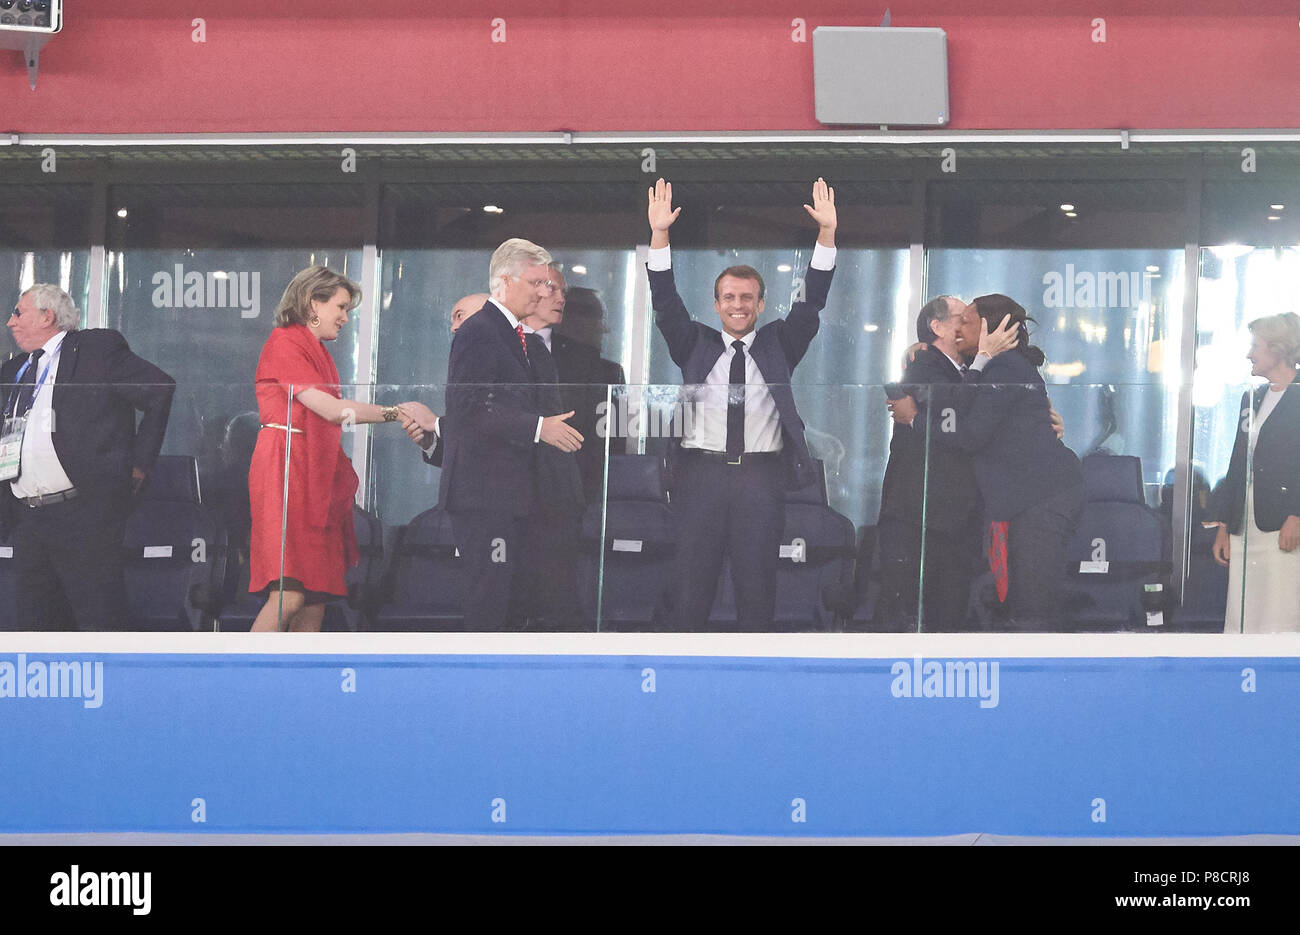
[988,521,1009,603]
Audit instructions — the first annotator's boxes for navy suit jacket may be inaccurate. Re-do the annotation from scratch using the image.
[550,332,625,503]
[878,345,980,531]
[526,333,584,512]
[436,300,541,517]
[0,328,175,530]
[940,348,1082,522]
[648,261,834,490]
[1212,370,1300,534]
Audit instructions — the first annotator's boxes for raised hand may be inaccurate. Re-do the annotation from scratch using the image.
[803,176,837,233]
[977,314,1019,359]
[647,178,681,248]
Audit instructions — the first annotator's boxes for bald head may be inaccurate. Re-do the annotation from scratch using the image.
[450,293,490,334]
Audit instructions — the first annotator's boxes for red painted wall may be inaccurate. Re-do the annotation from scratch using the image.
[2,1,1297,134]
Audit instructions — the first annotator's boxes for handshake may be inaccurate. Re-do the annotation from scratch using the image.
[389,400,585,453]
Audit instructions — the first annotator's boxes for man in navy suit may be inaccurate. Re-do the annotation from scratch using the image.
[1,284,175,630]
[646,177,837,631]
[517,265,586,628]
[877,296,984,631]
[430,239,583,630]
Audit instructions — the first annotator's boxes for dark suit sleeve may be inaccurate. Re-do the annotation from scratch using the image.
[1210,390,1251,525]
[421,417,446,467]
[648,265,700,369]
[941,355,1033,453]
[776,264,834,370]
[446,324,538,448]
[101,331,175,473]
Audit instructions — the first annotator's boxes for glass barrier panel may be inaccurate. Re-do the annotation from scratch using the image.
[1193,245,1300,635]
[355,382,610,632]
[915,380,1178,633]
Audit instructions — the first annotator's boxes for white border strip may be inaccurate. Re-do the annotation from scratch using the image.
[4,129,1300,148]
[0,632,1297,657]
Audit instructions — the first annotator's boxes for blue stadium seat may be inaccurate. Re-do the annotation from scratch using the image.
[124,454,227,630]
[1171,522,1229,632]
[370,506,465,630]
[1064,454,1172,631]
[323,505,384,631]
[577,453,676,630]
[0,525,17,629]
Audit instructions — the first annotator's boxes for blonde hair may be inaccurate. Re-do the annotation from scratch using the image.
[273,266,360,328]
[1248,312,1300,368]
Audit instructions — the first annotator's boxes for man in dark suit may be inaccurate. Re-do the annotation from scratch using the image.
[646,177,837,631]
[516,266,587,628]
[421,239,582,630]
[876,296,983,631]
[1,284,175,630]
[549,283,627,504]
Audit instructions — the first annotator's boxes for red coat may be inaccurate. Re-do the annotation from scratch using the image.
[247,325,359,596]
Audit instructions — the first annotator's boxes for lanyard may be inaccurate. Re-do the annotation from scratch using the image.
[6,342,62,419]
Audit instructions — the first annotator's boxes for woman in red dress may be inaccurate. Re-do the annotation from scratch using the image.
[248,266,435,632]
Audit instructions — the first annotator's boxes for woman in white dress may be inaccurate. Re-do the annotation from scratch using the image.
[1211,312,1300,633]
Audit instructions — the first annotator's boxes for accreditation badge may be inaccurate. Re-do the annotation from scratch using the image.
[0,415,26,481]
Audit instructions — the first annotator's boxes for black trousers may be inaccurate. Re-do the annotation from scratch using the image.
[515,499,583,630]
[11,493,129,631]
[449,509,530,631]
[1001,482,1085,632]
[877,512,981,632]
[668,451,785,631]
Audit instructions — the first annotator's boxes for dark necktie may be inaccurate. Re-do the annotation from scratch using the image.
[12,348,44,416]
[726,339,746,460]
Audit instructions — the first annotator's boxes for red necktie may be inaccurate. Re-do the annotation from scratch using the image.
[515,324,529,358]
[988,521,1009,603]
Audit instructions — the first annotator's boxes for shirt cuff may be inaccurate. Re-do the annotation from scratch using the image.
[969,353,991,372]
[810,243,837,271]
[534,416,543,444]
[432,416,440,438]
[647,246,672,272]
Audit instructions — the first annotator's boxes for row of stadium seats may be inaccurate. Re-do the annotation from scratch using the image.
[0,452,1229,631]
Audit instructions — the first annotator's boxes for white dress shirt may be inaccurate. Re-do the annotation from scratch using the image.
[647,244,836,453]
[488,298,543,443]
[523,324,553,353]
[11,331,74,498]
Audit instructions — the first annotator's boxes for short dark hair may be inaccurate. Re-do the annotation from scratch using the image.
[714,265,765,301]
[917,295,955,343]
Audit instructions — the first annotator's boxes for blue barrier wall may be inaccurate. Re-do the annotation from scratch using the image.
[1,635,1296,837]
